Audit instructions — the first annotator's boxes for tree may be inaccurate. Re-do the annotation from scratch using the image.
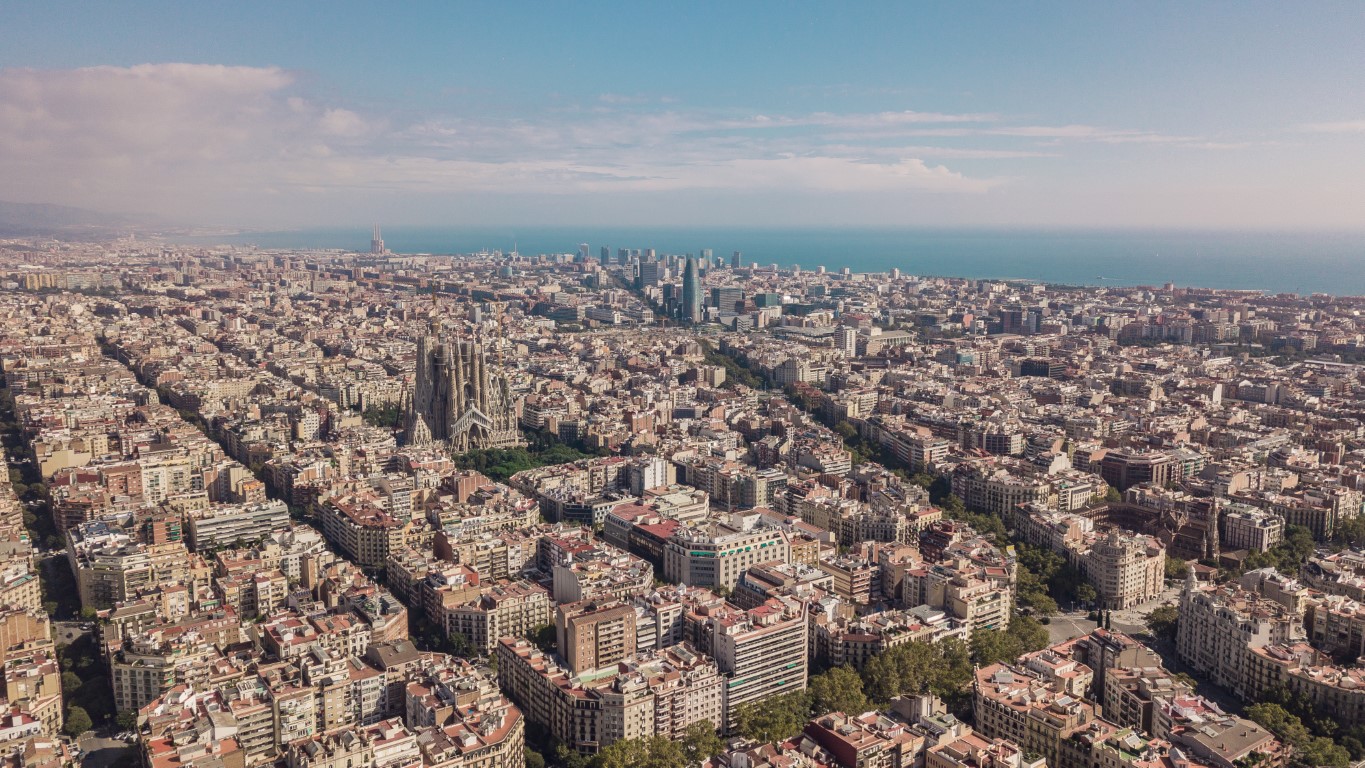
[733,690,812,743]
[927,637,975,707]
[1145,606,1179,642]
[1014,545,1066,616]
[1165,556,1188,580]
[1007,614,1049,654]
[1341,724,1365,760]
[448,631,475,658]
[809,666,869,716]
[116,711,139,731]
[970,629,1017,666]
[969,615,1049,666]
[862,650,904,705]
[1297,737,1350,768]
[1075,583,1098,607]
[1235,752,1273,768]
[860,638,975,710]
[681,720,724,763]
[833,421,858,441]
[361,402,403,429]
[61,671,82,693]
[595,736,686,768]
[594,739,648,768]
[1242,525,1318,577]
[554,742,592,768]
[1104,486,1123,503]
[1020,590,1059,617]
[910,473,936,489]
[1245,697,1353,767]
[530,624,556,653]
[1245,703,1311,748]
[63,706,92,737]
[1335,516,1365,549]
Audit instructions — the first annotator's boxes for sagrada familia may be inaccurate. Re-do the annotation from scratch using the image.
[404,328,524,453]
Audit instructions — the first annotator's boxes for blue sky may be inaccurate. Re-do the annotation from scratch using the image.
[3,1,1364,229]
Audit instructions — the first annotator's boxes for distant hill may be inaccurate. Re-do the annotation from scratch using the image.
[0,200,133,236]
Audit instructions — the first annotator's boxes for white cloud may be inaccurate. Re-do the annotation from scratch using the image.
[0,62,1257,226]
[0,64,1012,223]
[1297,119,1365,134]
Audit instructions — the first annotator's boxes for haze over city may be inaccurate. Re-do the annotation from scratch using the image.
[3,1,1365,230]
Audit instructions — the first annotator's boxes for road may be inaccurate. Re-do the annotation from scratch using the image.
[54,620,92,646]
[76,734,132,768]
[1044,582,1183,647]
[1046,611,1097,646]
[1039,582,1245,714]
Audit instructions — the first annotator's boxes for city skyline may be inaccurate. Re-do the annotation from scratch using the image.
[3,2,1365,231]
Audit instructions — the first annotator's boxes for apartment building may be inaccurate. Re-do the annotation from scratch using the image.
[556,601,638,676]
[445,580,551,656]
[495,638,722,753]
[1175,575,1299,697]
[316,497,406,569]
[705,597,809,726]
[1079,531,1165,610]
[186,500,290,551]
[663,514,791,590]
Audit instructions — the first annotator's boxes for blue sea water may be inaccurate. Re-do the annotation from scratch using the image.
[173,227,1365,297]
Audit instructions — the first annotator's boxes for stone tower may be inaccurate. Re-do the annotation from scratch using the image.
[406,324,523,453]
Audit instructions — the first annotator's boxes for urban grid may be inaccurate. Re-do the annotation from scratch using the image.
[0,235,1359,768]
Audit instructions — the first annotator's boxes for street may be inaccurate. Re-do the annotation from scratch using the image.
[54,620,91,646]
[1044,583,1183,647]
[75,734,133,768]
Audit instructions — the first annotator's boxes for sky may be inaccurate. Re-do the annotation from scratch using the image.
[2,1,1364,230]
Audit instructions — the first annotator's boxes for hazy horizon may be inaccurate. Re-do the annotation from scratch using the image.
[4,3,1365,232]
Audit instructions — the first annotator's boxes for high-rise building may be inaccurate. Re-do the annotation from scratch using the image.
[835,326,858,356]
[682,257,702,325]
[578,243,590,262]
[710,287,743,316]
[370,225,385,255]
[705,598,808,725]
[600,246,610,266]
[731,250,743,269]
[556,601,638,675]
[637,261,663,287]
[405,328,524,452]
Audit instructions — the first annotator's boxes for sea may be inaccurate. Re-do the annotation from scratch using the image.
[171,227,1365,297]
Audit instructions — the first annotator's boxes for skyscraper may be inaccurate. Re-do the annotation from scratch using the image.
[370,225,385,255]
[711,287,744,317]
[731,250,743,269]
[637,260,663,287]
[682,256,702,325]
